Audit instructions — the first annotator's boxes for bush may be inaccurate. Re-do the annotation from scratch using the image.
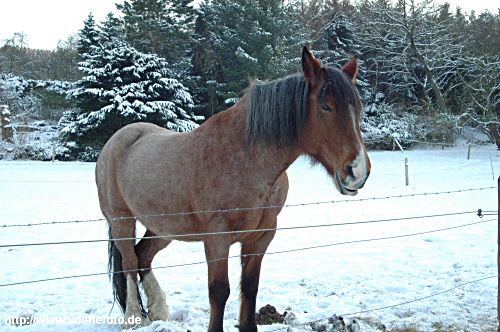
[418,113,458,144]
[0,74,74,123]
[361,103,419,150]
[0,121,69,161]
[0,74,40,122]
[32,81,75,121]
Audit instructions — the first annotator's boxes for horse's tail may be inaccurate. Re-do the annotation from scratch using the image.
[107,225,147,316]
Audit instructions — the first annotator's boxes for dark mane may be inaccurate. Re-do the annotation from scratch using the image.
[244,67,361,147]
[245,74,309,147]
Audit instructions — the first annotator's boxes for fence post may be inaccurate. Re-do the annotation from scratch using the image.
[52,142,56,162]
[1,105,13,143]
[498,176,500,332]
[405,157,409,186]
[393,138,409,186]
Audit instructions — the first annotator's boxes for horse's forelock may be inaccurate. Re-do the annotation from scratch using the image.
[324,67,362,113]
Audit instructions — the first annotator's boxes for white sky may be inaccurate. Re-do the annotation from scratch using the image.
[0,0,119,50]
[0,0,498,51]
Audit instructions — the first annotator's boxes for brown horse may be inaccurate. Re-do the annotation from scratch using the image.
[96,46,370,331]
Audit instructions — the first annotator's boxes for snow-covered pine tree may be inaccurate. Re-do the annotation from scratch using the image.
[117,0,195,72]
[61,31,201,160]
[316,13,372,100]
[100,13,126,41]
[77,13,100,59]
[190,0,309,117]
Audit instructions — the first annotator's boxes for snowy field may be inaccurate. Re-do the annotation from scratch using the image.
[0,144,499,332]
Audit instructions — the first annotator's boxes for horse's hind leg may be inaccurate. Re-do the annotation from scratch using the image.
[108,215,146,329]
[239,228,276,332]
[135,229,171,322]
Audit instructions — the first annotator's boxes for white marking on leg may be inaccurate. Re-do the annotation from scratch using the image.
[142,271,169,321]
[122,274,146,329]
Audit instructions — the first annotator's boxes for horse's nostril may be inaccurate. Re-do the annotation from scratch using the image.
[346,165,355,179]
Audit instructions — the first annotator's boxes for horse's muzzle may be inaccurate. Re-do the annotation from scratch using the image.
[335,152,370,196]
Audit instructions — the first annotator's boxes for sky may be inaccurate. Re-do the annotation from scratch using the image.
[0,0,119,50]
[0,0,498,51]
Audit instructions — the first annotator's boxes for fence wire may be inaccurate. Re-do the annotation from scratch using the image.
[0,210,486,249]
[0,180,497,329]
[0,217,494,288]
[0,185,495,228]
[0,180,92,183]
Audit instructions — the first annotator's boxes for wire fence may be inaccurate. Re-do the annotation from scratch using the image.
[0,182,497,329]
[0,185,495,228]
[0,210,490,248]
[0,216,494,288]
[0,179,93,183]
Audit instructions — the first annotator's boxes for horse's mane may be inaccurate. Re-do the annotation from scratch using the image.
[245,74,308,147]
[244,67,361,148]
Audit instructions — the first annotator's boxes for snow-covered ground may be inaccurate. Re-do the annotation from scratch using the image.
[0,144,499,332]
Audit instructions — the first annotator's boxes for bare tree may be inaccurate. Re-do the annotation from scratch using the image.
[456,57,500,147]
[0,32,30,75]
[358,0,463,114]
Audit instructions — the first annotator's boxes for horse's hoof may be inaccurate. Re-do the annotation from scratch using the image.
[148,303,169,322]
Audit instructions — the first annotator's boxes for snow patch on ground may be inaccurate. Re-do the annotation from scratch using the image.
[0,144,498,331]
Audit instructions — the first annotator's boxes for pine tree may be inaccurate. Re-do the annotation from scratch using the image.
[100,13,126,41]
[190,0,309,117]
[191,8,224,117]
[117,0,195,71]
[76,13,100,59]
[61,30,201,160]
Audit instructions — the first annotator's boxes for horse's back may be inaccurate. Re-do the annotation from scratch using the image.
[103,122,168,153]
[95,122,173,215]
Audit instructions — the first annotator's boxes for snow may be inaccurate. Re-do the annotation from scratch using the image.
[235,47,258,63]
[0,144,499,331]
[0,121,63,161]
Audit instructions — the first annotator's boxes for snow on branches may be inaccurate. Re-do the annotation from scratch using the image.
[61,36,201,151]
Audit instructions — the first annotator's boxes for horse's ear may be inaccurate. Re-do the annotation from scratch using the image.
[342,56,359,84]
[301,46,322,82]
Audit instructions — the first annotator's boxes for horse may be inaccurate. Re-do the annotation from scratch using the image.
[95,46,371,331]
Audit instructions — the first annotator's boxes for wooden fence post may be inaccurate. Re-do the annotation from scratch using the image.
[1,105,13,143]
[497,175,499,332]
[405,157,409,186]
[393,138,409,186]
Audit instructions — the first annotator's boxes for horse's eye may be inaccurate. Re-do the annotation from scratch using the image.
[321,103,332,112]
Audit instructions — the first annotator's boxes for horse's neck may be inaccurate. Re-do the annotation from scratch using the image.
[200,103,301,184]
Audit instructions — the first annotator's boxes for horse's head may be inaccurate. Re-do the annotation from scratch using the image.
[300,46,370,196]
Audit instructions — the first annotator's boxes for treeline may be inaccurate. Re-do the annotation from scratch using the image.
[0,32,80,81]
[1,0,499,157]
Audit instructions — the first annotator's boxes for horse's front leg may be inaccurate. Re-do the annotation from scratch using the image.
[239,228,276,332]
[204,238,231,332]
